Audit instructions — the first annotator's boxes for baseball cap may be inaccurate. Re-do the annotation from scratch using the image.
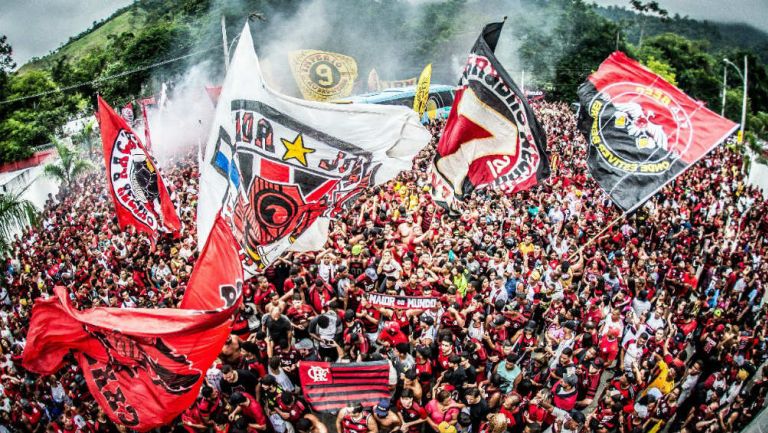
[365,268,377,280]
[351,244,363,256]
[374,399,390,417]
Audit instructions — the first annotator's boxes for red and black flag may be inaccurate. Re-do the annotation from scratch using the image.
[22,217,244,431]
[298,361,390,412]
[577,52,738,212]
[98,95,181,242]
[431,20,550,209]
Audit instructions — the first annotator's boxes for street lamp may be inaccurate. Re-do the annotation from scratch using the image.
[723,56,748,143]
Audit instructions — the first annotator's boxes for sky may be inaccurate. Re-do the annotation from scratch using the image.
[0,0,132,67]
[0,0,766,68]
[590,0,768,32]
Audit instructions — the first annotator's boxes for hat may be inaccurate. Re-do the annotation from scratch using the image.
[365,268,378,280]
[374,399,390,417]
[295,339,314,350]
[351,244,363,256]
[438,422,457,433]
[715,324,726,333]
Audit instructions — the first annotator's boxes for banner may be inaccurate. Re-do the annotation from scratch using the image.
[577,52,739,212]
[367,293,438,310]
[381,77,417,89]
[121,102,134,124]
[367,68,380,92]
[413,64,432,117]
[289,49,358,101]
[97,96,181,242]
[138,97,156,150]
[22,217,244,431]
[430,21,550,209]
[299,361,390,412]
[198,24,429,275]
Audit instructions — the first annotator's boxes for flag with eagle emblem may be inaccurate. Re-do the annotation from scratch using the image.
[198,24,430,275]
[577,52,739,212]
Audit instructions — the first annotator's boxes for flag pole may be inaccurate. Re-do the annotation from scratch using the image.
[567,211,628,263]
[221,15,230,72]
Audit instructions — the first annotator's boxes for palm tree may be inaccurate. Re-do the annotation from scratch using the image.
[43,139,95,187]
[0,189,38,256]
[77,119,97,156]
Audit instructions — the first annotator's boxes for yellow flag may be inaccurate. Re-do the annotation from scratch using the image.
[413,64,432,117]
[289,50,358,101]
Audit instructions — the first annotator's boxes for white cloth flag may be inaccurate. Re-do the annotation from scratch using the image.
[198,24,430,275]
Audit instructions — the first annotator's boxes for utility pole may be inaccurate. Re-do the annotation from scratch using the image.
[221,15,230,72]
[721,65,727,117]
[741,55,748,144]
[723,56,749,143]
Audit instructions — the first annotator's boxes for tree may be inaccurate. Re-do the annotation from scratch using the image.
[629,0,669,47]
[43,139,95,187]
[77,119,97,156]
[641,55,677,85]
[0,189,37,257]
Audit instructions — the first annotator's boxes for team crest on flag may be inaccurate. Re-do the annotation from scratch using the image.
[210,100,379,270]
[578,52,739,211]
[198,25,429,274]
[98,96,181,241]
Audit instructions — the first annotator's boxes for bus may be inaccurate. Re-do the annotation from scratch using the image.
[333,84,456,124]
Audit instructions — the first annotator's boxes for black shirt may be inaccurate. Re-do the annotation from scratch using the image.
[220,369,260,395]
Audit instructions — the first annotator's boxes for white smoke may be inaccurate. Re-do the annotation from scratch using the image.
[142,62,216,165]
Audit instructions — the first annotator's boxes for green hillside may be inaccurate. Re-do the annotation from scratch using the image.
[20,7,147,73]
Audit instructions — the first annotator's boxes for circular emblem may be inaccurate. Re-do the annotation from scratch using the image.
[295,52,356,99]
[591,82,693,175]
[253,189,299,231]
[109,130,158,230]
[309,61,341,89]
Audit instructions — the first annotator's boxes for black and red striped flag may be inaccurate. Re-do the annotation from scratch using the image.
[298,361,390,412]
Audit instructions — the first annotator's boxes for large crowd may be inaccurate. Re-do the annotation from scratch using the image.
[2,101,768,433]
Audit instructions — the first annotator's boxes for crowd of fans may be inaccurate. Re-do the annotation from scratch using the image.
[2,101,768,433]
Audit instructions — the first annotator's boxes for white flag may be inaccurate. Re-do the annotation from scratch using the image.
[198,24,430,275]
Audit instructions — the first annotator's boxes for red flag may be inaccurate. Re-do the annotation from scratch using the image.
[138,97,157,151]
[205,86,222,105]
[97,95,181,240]
[577,52,739,211]
[298,361,390,412]
[22,216,243,431]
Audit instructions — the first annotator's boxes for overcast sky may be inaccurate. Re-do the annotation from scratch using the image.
[1,0,766,68]
[0,0,132,67]
[590,0,767,32]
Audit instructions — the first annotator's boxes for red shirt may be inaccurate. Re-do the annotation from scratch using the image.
[599,336,620,362]
[239,393,267,430]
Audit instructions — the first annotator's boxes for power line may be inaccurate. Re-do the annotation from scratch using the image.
[0,45,220,106]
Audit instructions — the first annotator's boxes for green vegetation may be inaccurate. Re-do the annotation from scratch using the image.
[0,189,38,256]
[43,140,95,188]
[1,0,768,165]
